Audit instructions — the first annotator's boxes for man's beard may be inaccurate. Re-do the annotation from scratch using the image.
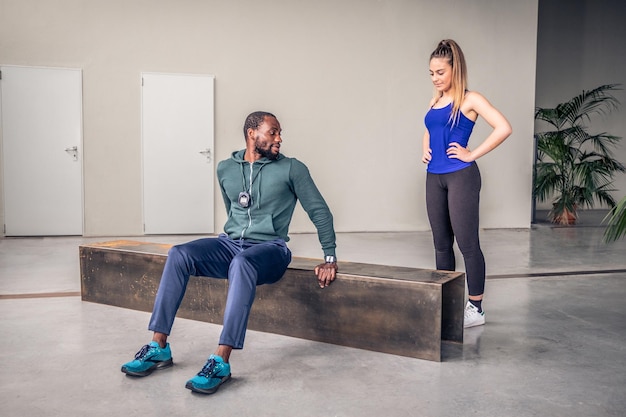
[255,144,279,160]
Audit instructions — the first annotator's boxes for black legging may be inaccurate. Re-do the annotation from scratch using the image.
[425,162,485,296]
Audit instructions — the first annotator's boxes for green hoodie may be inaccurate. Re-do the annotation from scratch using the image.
[217,150,336,257]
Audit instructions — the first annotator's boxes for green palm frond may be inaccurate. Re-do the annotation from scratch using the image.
[603,196,626,243]
[533,84,623,225]
[564,84,621,126]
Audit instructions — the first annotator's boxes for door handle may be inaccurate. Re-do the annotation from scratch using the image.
[65,146,78,161]
[199,148,212,163]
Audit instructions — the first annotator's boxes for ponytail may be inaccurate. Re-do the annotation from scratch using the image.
[429,39,468,127]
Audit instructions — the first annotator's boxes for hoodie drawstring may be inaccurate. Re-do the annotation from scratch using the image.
[241,161,267,209]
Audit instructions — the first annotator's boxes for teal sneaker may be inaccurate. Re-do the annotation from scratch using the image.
[185,355,231,394]
[121,341,173,377]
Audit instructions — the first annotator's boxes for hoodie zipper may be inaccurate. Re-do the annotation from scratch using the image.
[241,161,254,239]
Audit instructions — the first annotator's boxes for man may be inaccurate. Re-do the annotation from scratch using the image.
[121,111,338,395]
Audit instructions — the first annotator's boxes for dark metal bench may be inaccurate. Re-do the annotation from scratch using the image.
[80,240,465,361]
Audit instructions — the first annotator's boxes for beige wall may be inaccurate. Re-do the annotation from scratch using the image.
[0,0,538,236]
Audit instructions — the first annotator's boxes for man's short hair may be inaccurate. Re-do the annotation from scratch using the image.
[243,111,276,140]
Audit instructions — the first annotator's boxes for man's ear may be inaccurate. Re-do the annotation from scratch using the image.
[246,128,255,142]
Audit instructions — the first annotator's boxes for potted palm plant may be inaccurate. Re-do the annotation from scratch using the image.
[533,84,625,225]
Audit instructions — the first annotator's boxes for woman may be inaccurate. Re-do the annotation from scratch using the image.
[422,39,512,328]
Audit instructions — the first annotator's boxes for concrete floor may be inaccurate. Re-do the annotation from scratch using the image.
[1,216,626,416]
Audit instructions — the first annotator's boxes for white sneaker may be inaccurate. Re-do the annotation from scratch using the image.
[464,301,485,328]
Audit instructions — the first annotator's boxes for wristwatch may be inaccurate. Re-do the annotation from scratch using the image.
[325,255,337,264]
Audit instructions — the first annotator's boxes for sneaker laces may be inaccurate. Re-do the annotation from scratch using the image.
[464,304,478,320]
[134,344,154,360]
[197,357,218,378]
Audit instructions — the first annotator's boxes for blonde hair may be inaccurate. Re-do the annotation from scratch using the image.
[429,39,468,126]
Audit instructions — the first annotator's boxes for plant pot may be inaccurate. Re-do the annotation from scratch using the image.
[551,205,577,225]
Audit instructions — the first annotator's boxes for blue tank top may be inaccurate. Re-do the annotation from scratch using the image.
[424,103,475,174]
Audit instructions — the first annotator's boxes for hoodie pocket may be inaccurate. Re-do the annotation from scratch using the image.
[247,213,277,238]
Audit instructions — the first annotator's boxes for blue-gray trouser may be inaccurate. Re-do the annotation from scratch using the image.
[148,234,292,349]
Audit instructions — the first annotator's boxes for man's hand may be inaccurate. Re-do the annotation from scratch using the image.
[314,262,338,288]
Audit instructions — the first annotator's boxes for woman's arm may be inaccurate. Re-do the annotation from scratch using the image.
[422,129,432,164]
[447,91,512,162]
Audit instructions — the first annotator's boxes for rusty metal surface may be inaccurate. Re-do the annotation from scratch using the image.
[80,240,465,361]
[81,240,172,255]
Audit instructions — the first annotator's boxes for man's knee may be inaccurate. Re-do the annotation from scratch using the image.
[164,244,195,276]
[168,243,184,256]
[228,255,257,277]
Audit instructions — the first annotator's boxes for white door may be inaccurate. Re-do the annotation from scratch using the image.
[142,73,214,234]
[1,66,83,236]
